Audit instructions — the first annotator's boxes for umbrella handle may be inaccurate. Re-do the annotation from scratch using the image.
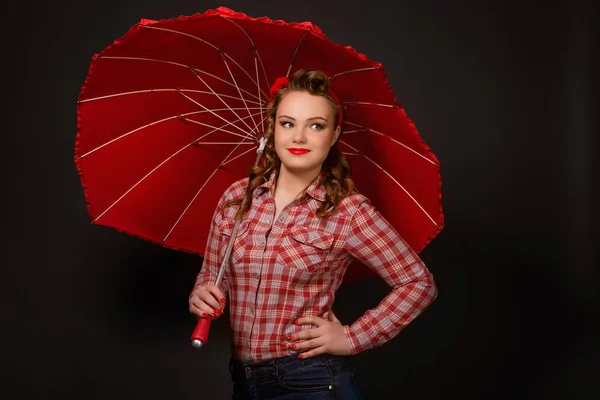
[190,317,212,348]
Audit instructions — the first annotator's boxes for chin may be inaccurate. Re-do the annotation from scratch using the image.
[281,161,323,176]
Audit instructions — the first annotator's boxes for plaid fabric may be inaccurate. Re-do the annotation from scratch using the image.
[193,172,437,362]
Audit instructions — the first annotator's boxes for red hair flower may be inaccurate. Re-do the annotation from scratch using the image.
[270,76,289,98]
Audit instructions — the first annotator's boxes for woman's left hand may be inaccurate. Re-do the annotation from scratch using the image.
[286,310,352,358]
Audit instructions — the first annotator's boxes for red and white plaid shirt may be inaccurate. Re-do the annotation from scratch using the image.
[193,172,437,362]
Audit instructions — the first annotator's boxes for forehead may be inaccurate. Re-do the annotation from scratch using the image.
[277,91,334,117]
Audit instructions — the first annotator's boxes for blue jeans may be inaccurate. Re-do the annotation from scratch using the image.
[229,353,363,399]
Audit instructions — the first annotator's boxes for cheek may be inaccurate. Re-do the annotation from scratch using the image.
[319,133,336,150]
[273,128,282,145]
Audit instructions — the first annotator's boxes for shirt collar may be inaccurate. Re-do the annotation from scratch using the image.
[254,170,327,202]
[254,171,277,197]
[304,173,327,202]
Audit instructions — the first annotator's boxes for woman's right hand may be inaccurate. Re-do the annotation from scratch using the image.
[189,284,226,319]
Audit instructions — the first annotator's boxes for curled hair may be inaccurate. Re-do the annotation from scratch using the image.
[225,68,355,219]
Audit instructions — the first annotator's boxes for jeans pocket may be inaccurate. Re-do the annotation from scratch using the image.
[277,361,333,392]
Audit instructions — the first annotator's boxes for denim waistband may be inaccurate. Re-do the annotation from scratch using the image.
[229,353,354,377]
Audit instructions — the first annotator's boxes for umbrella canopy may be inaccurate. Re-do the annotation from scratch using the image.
[75,6,444,285]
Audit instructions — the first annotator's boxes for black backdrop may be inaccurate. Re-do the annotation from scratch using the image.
[5,0,597,398]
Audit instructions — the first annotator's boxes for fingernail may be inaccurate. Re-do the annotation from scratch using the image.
[202,312,207,317]
[297,354,304,359]
[218,307,224,313]
[287,335,293,341]
[293,319,299,325]
[212,311,219,318]
[220,297,226,303]
[289,344,296,349]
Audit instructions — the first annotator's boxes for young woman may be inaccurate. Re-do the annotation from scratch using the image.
[189,68,437,399]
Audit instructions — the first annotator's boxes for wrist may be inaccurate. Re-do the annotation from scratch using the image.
[342,325,358,355]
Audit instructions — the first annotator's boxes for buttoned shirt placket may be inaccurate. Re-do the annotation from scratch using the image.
[246,191,303,362]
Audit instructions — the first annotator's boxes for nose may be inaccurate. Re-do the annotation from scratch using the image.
[292,126,307,144]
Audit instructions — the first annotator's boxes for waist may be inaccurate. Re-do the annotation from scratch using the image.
[229,309,334,362]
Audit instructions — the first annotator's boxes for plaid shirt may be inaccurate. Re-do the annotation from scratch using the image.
[193,172,437,362]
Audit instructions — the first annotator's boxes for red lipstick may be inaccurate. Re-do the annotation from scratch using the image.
[287,148,311,155]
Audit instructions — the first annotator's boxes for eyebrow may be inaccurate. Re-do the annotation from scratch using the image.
[278,115,329,122]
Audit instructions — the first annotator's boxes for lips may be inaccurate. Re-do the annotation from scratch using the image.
[287,148,311,155]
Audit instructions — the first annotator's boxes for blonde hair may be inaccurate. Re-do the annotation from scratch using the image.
[225,68,355,219]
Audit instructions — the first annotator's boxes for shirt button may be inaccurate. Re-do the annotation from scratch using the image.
[249,308,255,315]
[279,215,284,221]
[245,367,251,373]
[266,219,271,224]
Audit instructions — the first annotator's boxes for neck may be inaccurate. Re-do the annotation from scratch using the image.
[276,166,320,196]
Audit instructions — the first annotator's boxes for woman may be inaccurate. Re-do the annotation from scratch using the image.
[189,68,437,399]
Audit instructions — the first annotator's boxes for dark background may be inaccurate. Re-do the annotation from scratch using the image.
[4,0,596,398]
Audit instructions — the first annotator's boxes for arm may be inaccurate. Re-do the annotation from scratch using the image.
[190,192,229,301]
[343,199,438,354]
[189,207,228,319]
[191,207,228,297]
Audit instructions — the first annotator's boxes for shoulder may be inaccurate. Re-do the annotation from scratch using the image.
[336,191,372,214]
[211,178,248,222]
[324,191,376,222]
[336,192,393,233]
[219,177,249,203]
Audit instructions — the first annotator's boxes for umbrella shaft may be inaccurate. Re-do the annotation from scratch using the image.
[214,137,265,287]
[214,219,240,286]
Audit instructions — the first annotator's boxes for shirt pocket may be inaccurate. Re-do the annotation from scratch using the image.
[276,225,334,272]
[218,217,250,265]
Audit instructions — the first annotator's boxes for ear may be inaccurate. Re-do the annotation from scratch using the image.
[330,125,341,147]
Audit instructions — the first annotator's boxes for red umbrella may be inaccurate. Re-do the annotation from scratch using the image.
[75,6,444,346]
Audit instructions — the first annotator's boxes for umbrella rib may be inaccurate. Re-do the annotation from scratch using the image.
[94,117,260,224]
[178,110,265,140]
[343,121,439,166]
[222,17,271,98]
[78,115,176,160]
[220,54,262,136]
[339,140,440,227]
[286,30,310,78]
[77,108,260,160]
[79,89,261,105]
[343,102,395,109]
[255,58,265,133]
[177,85,254,136]
[142,25,269,99]
[186,69,259,136]
[221,145,258,166]
[184,111,264,145]
[330,67,378,80]
[221,15,272,135]
[99,56,261,102]
[193,142,255,145]
[162,139,256,243]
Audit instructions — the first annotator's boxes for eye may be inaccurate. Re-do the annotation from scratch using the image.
[279,121,293,128]
[310,123,325,130]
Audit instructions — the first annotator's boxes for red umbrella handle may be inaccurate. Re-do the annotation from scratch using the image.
[190,317,212,348]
